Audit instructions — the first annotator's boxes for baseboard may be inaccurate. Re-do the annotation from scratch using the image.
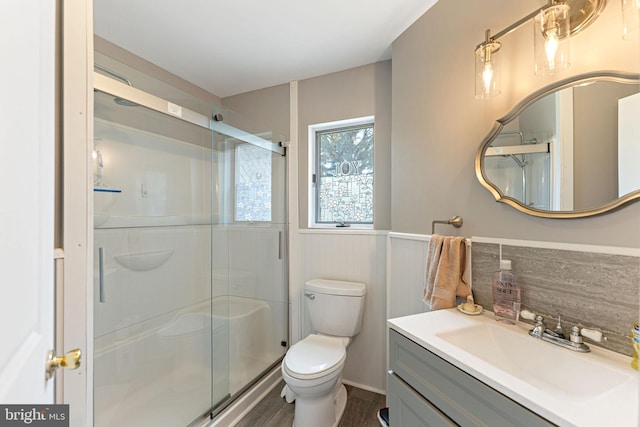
[203,364,282,427]
[342,379,386,396]
[199,367,385,427]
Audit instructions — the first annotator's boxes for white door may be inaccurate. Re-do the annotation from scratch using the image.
[0,0,56,404]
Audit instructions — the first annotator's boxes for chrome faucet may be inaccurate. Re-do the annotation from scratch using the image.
[529,315,546,339]
[525,312,602,353]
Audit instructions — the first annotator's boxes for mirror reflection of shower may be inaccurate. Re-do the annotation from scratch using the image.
[485,130,552,209]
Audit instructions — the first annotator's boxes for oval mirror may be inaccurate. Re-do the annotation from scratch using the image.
[475,71,640,218]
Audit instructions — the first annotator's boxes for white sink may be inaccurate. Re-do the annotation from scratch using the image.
[436,322,628,398]
[388,309,639,427]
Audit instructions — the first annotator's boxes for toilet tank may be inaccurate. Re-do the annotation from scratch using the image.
[305,279,366,337]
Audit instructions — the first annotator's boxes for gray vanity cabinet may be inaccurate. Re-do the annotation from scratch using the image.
[388,329,555,427]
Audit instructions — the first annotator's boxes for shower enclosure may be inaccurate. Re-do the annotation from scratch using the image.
[92,62,288,426]
[484,130,552,210]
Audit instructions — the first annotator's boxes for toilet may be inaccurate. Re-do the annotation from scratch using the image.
[281,279,366,427]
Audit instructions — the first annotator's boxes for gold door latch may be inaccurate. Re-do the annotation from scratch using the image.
[45,348,81,381]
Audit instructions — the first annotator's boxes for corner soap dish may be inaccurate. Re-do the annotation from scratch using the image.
[457,304,483,316]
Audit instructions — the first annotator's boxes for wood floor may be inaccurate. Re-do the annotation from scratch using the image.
[235,381,386,427]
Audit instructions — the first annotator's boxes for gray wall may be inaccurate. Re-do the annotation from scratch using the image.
[298,62,392,230]
[95,37,219,113]
[223,61,393,230]
[391,0,640,247]
[221,83,291,142]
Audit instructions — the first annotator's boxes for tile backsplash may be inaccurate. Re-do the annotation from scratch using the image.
[471,240,640,356]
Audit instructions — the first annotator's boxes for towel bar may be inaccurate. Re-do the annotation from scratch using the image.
[431,215,463,234]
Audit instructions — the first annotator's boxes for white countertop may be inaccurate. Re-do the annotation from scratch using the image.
[388,309,639,427]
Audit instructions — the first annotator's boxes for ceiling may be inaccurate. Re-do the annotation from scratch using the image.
[93,0,438,98]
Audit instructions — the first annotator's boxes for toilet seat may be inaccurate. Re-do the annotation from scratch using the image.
[284,334,346,380]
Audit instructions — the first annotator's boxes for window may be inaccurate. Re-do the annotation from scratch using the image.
[235,143,271,222]
[309,117,374,227]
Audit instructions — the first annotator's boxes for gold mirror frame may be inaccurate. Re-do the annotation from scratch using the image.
[475,71,640,218]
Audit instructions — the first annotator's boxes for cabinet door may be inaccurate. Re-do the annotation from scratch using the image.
[388,372,456,427]
[389,330,555,427]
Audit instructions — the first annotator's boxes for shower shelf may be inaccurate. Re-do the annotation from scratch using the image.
[115,249,174,271]
[94,187,122,193]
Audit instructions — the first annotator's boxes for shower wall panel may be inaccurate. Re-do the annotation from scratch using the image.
[94,119,212,221]
[93,117,215,426]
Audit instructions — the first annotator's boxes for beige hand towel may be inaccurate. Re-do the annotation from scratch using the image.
[423,234,471,310]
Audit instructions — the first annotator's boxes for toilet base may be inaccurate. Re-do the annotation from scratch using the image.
[331,384,347,427]
[281,384,296,403]
[291,384,347,427]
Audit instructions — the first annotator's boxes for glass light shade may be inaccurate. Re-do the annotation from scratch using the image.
[534,4,571,76]
[622,0,640,39]
[475,41,501,100]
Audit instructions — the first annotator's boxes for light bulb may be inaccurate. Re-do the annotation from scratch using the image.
[482,60,494,95]
[545,28,560,71]
[475,37,500,99]
[534,4,569,75]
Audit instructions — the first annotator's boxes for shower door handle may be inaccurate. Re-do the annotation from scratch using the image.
[98,247,105,303]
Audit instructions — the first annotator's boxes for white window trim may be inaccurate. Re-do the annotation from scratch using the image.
[308,116,374,229]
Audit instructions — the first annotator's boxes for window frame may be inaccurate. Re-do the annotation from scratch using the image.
[308,116,375,229]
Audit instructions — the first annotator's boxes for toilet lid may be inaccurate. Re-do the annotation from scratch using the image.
[284,335,346,378]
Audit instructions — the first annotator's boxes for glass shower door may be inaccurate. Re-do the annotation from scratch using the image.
[210,107,288,411]
[93,89,214,427]
[92,72,289,425]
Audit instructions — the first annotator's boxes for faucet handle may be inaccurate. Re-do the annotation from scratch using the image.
[570,326,605,343]
[570,326,583,344]
[528,315,546,339]
[580,328,605,343]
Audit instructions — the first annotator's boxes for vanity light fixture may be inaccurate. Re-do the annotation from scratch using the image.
[475,0,606,100]
[475,30,502,99]
[622,0,640,38]
[534,3,571,75]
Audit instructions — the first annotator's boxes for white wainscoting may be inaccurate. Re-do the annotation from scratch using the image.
[294,230,471,394]
[386,233,472,320]
[296,230,388,394]
[386,233,431,320]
